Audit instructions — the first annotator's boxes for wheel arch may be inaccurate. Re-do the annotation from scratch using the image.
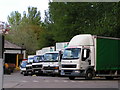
[85,66,95,76]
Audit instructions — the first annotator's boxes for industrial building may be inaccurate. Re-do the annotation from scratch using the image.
[4,40,26,69]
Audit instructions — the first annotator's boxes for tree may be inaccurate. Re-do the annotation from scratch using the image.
[45,2,119,43]
[22,7,41,25]
[6,3,120,55]
[8,11,21,26]
[6,7,44,54]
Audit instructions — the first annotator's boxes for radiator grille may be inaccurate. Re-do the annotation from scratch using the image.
[32,65,42,68]
[62,65,76,68]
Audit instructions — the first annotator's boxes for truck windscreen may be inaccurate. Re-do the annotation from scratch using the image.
[28,58,34,63]
[21,61,27,68]
[62,48,81,60]
[33,55,44,62]
[44,53,58,62]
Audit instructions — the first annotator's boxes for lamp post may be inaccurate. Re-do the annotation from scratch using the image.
[0,34,4,90]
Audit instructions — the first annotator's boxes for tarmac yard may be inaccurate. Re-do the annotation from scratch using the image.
[3,71,120,89]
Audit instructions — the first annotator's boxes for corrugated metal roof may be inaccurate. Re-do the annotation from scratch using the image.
[4,40,22,49]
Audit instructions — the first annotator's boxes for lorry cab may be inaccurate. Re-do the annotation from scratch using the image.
[61,46,92,79]
[42,51,61,76]
[26,55,35,75]
[32,55,44,75]
[20,59,27,75]
[61,34,95,80]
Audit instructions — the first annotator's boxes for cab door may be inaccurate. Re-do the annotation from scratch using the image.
[80,48,91,70]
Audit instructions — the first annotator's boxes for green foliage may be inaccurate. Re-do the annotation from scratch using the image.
[8,11,21,26]
[6,3,120,55]
[45,2,119,42]
[22,7,41,25]
[6,7,45,54]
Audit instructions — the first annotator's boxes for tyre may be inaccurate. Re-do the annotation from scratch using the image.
[7,70,11,75]
[7,69,11,75]
[20,71,23,74]
[10,69,14,73]
[105,76,114,80]
[29,72,33,76]
[85,70,94,80]
[69,76,75,80]
[36,73,42,76]
[57,73,61,77]
[24,74,28,76]
[52,74,56,77]
[23,72,28,76]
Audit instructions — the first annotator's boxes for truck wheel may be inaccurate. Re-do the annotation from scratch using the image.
[8,71,11,75]
[52,74,56,77]
[24,73,28,76]
[105,76,114,80]
[20,72,23,74]
[36,73,41,76]
[10,70,14,73]
[85,70,93,80]
[36,74,39,76]
[7,69,11,75]
[69,76,75,80]
[57,73,61,77]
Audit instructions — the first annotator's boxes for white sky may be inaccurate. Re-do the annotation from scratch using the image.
[0,0,50,22]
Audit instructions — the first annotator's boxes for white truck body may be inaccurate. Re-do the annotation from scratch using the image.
[42,46,55,54]
[68,34,95,66]
[36,50,42,55]
[56,42,69,51]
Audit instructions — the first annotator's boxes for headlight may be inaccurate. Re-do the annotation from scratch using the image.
[55,70,59,72]
[74,70,80,73]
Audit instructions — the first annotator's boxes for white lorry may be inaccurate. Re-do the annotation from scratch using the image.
[43,51,60,76]
[42,42,69,76]
[61,34,120,80]
[36,50,42,55]
[32,54,44,75]
[32,47,55,75]
[56,42,69,51]
[42,46,55,54]
[25,55,35,75]
[20,59,27,75]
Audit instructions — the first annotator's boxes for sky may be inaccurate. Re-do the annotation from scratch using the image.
[0,0,50,22]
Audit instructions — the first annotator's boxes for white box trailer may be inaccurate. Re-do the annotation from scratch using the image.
[36,50,42,55]
[36,46,55,55]
[56,42,69,51]
[42,46,55,54]
[61,34,120,80]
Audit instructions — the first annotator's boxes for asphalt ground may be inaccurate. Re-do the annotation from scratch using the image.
[3,71,120,89]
